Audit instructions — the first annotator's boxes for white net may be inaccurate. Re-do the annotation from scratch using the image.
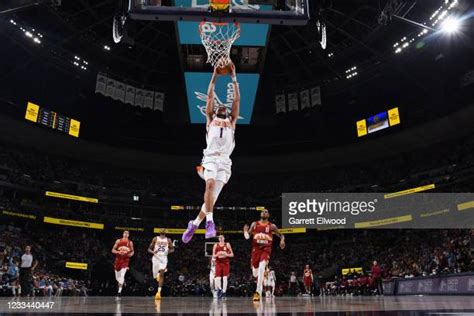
[199,22,240,68]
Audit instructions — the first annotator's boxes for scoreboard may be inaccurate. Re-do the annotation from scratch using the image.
[25,102,80,138]
[357,107,400,138]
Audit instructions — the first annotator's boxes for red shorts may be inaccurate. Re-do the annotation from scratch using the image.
[215,262,230,277]
[114,257,130,271]
[304,278,313,287]
[251,246,272,269]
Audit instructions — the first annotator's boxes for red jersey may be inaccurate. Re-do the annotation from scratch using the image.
[304,268,313,285]
[215,242,231,265]
[114,239,131,271]
[252,221,273,248]
[358,276,367,286]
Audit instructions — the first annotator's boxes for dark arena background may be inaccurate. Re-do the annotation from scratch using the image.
[1,0,474,315]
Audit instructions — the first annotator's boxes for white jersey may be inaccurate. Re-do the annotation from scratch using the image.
[268,270,276,283]
[210,258,216,276]
[154,236,169,257]
[203,117,235,159]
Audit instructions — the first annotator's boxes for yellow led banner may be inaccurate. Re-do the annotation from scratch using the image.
[356,119,367,137]
[342,267,363,275]
[45,191,98,203]
[384,184,436,199]
[69,119,81,138]
[44,216,104,230]
[25,102,40,123]
[153,227,306,234]
[65,262,88,270]
[171,205,185,210]
[115,226,145,232]
[279,228,306,234]
[153,228,205,234]
[388,107,400,126]
[2,210,36,220]
[354,215,413,229]
[457,201,474,212]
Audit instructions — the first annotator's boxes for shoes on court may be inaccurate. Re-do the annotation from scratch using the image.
[116,293,122,298]
[252,292,260,301]
[155,291,161,300]
[222,293,227,300]
[217,289,223,300]
[205,220,216,239]
[182,220,198,243]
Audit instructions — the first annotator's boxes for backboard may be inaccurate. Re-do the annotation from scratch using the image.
[128,0,310,25]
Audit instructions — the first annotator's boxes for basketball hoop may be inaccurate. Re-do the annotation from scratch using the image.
[199,22,240,68]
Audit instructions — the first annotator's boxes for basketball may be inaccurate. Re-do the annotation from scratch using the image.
[209,0,231,13]
[119,246,130,255]
[216,63,232,75]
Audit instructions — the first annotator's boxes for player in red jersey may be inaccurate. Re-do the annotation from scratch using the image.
[111,230,134,297]
[303,264,313,295]
[243,209,285,301]
[212,234,234,300]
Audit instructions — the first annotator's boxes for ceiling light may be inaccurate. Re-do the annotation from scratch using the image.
[441,17,461,34]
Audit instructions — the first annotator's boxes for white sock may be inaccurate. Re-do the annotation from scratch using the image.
[193,216,203,227]
[118,286,122,293]
[206,212,213,222]
[158,287,162,293]
[193,204,206,226]
[222,276,228,293]
[215,277,222,290]
[256,262,266,294]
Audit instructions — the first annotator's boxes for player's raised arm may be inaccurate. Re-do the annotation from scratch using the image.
[229,62,240,128]
[271,224,286,249]
[112,239,120,254]
[148,237,157,255]
[206,68,219,125]
[243,222,256,240]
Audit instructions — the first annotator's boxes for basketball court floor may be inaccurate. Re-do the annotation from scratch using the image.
[1,296,474,315]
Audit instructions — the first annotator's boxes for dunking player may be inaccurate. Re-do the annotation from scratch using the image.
[243,209,285,301]
[111,231,134,297]
[213,234,234,299]
[303,264,314,295]
[182,62,240,243]
[264,266,276,297]
[148,229,174,300]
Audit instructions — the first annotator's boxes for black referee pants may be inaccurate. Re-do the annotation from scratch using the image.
[19,267,32,296]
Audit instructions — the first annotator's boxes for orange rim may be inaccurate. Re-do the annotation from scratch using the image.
[198,21,240,35]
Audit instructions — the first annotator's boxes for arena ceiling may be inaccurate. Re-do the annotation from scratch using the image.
[4,0,470,90]
[0,0,473,154]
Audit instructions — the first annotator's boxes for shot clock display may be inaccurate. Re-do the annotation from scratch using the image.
[25,102,80,138]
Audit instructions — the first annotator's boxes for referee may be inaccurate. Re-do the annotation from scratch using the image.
[20,245,38,297]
